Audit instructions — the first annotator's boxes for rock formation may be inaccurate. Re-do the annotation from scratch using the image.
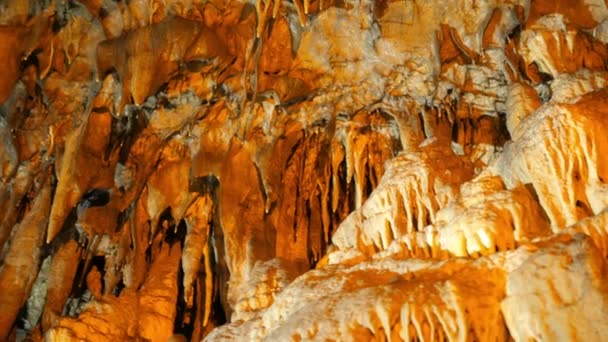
[1,0,608,341]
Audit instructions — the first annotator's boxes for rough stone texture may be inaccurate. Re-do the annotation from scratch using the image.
[1,0,608,341]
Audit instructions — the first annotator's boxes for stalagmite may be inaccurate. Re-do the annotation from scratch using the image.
[0,175,51,340]
[182,195,213,314]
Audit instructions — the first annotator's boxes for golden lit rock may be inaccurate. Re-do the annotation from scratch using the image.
[1,0,608,341]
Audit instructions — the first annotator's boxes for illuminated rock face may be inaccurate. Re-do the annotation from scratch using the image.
[1,0,608,341]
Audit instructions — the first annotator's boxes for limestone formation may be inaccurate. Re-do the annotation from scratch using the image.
[1,0,608,341]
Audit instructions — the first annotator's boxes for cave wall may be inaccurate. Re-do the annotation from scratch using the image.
[1,0,608,341]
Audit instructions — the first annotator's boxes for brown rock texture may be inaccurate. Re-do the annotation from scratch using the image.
[1,0,608,341]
